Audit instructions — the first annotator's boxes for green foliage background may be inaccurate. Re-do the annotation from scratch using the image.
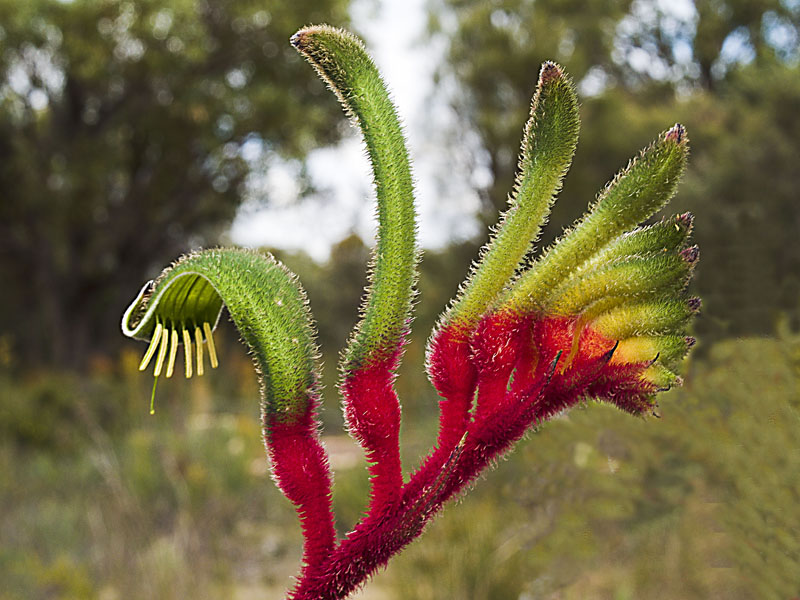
[1,0,799,598]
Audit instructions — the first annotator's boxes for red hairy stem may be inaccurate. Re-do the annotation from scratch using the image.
[290,315,662,599]
[405,324,477,502]
[434,314,648,504]
[470,311,529,420]
[427,321,478,402]
[290,443,467,600]
[289,328,480,599]
[435,371,555,504]
[265,405,337,580]
[341,354,404,514]
[289,504,419,600]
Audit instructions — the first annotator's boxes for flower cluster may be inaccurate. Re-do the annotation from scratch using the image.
[122,26,698,600]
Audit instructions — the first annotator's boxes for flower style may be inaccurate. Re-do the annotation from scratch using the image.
[121,25,698,600]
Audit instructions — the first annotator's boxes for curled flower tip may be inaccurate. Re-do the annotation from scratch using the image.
[289,29,311,49]
[676,212,694,231]
[687,296,702,313]
[685,336,697,349]
[665,123,686,144]
[679,245,700,265]
[539,61,563,83]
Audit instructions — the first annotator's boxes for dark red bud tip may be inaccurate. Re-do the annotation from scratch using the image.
[676,212,694,230]
[665,123,686,144]
[687,297,702,313]
[685,336,697,349]
[539,61,563,83]
[290,31,307,49]
[680,245,699,264]
[290,27,325,51]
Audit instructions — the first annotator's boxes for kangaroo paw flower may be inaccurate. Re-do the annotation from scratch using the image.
[122,26,699,600]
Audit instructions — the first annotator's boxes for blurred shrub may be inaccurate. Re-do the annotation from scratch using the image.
[1,332,797,598]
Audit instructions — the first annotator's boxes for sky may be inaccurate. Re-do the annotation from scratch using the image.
[229,0,487,261]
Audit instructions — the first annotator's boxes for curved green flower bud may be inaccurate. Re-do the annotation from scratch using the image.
[439,62,580,329]
[612,335,695,367]
[122,249,319,423]
[640,362,682,390]
[548,251,695,315]
[590,297,697,340]
[291,25,417,370]
[504,124,689,314]
[573,212,693,276]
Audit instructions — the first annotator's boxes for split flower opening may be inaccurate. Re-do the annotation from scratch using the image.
[121,270,225,413]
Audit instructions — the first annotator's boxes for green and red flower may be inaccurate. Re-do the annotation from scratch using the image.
[121,25,698,600]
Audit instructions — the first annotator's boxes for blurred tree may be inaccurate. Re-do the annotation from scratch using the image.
[673,61,800,338]
[429,0,800,337]
[0,0,350,370]
[428,0,636,215]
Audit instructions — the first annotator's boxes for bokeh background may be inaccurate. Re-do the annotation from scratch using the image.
[1,0,799,598]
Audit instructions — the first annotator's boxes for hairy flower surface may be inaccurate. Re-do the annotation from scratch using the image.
[121,25,698,600]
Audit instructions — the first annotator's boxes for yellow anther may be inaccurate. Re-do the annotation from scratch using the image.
[204,321,219,369]
[182,328,193,378]
[153,326,170,377]
[139,322,163,371]
[166,328,179,378]
[195,326,204,376]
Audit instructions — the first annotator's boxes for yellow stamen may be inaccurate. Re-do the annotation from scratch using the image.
[139,322,163,371]
[166,328,179,378]
[183,328,193,378]
[204,321,219,369]
[153,326,169,377]
[195,326,204,376]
